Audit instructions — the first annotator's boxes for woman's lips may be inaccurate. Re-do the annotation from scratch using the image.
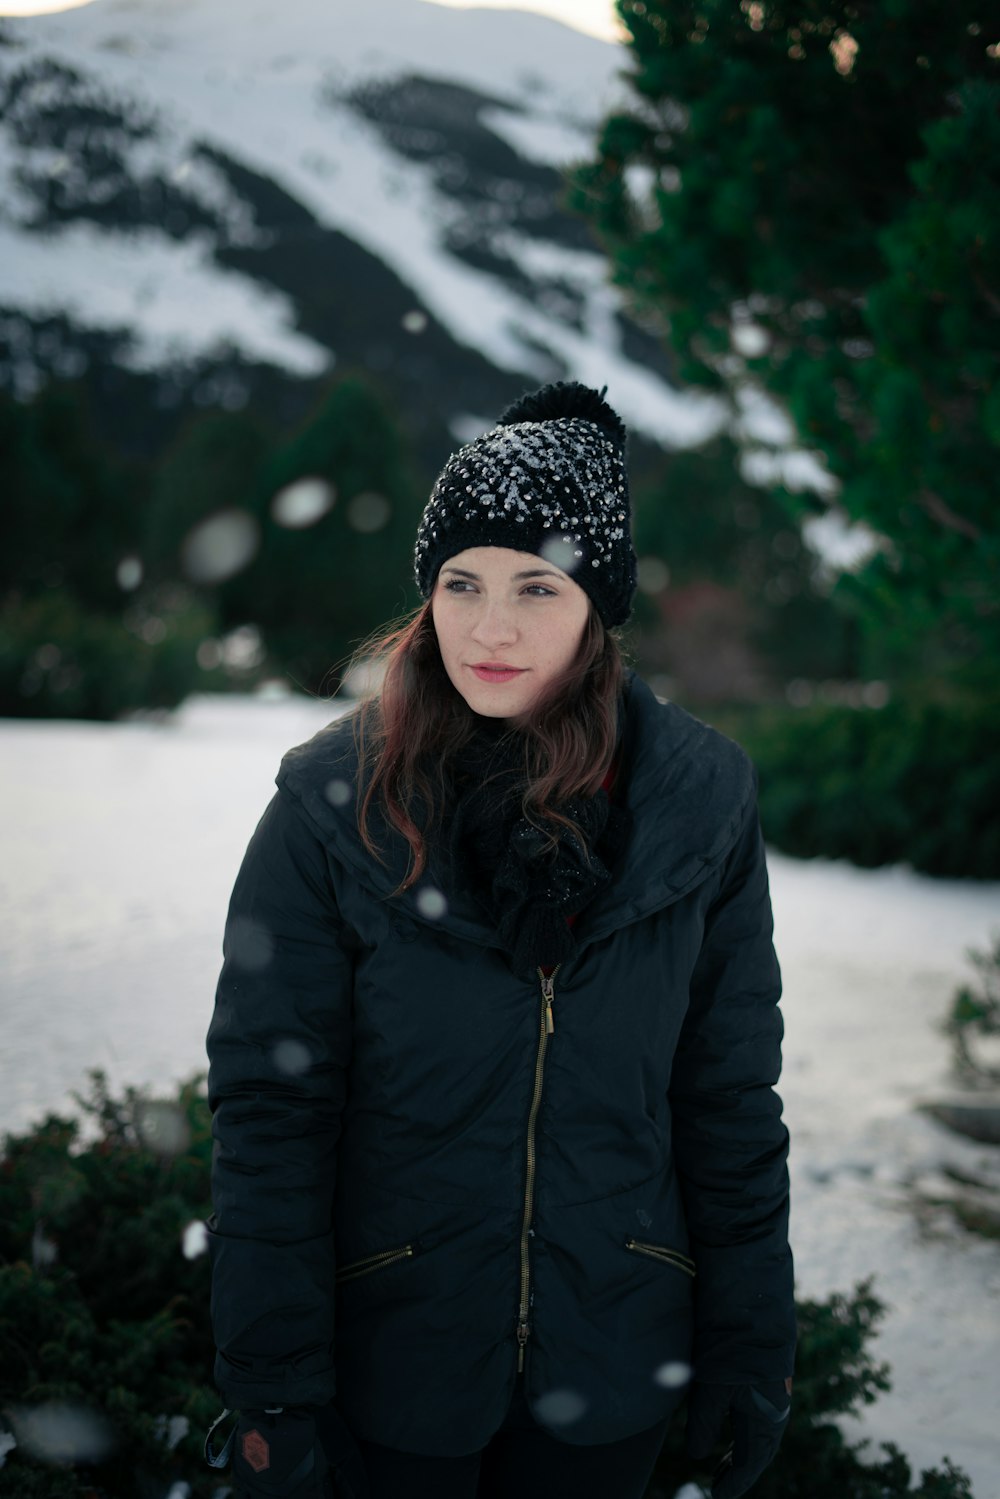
[469,664,527,684]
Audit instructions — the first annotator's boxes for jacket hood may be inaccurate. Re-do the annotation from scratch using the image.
[276,672,755,953]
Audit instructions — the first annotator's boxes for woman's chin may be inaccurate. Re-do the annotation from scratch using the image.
[452,677,536,720]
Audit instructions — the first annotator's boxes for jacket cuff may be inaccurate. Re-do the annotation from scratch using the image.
[209,1223,336,1408]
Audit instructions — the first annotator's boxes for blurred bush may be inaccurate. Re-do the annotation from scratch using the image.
[0,383,137,617]
[0,372,428,718]
[0,381,221,719]
[0,1075,976,1497]
[944,937,1000,1086]
[718,696,1000,878]
[629,433,859,703]
[214,374,424,692]
[0,586,220,720]
[0,1073,218,1498]
[653,1281,973,1499]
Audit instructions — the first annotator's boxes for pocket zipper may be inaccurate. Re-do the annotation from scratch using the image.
[336,1243,415,1284]
[625,1238,696,1277]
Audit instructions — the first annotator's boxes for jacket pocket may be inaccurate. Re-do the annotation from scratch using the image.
[624,1238,696,1278]
[335,1243,416,1285]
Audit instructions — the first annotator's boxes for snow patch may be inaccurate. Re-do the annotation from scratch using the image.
[0,220,330,374]
[479,106,593,167]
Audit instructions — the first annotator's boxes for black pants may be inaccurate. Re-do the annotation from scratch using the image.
[357,1382,671,1499]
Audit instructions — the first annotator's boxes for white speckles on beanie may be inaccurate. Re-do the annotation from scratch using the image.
[414,382,637,627]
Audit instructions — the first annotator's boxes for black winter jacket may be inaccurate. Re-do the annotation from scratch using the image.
[206,673,794,1455]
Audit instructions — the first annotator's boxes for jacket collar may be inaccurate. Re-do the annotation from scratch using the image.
[276,672,754,954]
[581,673,753,945]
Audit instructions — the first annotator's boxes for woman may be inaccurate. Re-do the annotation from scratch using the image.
[205,383,795,1499]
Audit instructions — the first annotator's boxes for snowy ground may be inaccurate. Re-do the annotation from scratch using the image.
[2,691,999,1495]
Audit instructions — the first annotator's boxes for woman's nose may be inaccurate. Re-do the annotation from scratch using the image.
[469,601,518,649]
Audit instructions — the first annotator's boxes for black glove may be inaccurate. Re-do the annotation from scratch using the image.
[207,1403,369,1499]
[686,1379,791,1499]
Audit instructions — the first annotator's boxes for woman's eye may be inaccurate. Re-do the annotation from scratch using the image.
[442,579,555,597]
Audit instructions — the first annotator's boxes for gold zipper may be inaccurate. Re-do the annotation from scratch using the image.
[335,1244,414,1284]
[515,965,560,1373]
[625,1238,696,1278]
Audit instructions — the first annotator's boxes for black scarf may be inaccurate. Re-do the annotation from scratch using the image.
[442,722,628,980]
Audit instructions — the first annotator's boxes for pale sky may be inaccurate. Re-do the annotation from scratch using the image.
[0,0,626,44]
[423,0,624,43]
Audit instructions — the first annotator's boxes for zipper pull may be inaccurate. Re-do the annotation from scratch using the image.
[538,971,556,1034]
[516,1318,530,1372]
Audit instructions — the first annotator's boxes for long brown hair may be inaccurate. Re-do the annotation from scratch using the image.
[352,599,625,889]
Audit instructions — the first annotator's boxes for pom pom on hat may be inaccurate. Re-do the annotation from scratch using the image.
[497,380,628,448]
[414,380,637,627]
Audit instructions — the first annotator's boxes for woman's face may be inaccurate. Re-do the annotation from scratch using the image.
[431,546,591,721]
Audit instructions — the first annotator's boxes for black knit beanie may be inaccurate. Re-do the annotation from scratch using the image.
[414,381,637,627]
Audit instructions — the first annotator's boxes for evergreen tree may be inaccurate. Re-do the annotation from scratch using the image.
[630,433,857,699]
[142,407,273,586]
[572,0,999,682]
[0,384,139,612]
[0,385,214,719]
[218,374,423,694]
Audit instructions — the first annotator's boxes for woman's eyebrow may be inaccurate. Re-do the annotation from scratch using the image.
[440,567,563,581]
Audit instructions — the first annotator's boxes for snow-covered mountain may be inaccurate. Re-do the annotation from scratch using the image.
[0,0,722,451]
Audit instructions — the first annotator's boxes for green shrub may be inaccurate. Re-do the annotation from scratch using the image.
[0,1076,977,1497]
[0,1074,219,1498]
[0,586,222,719]
[717,697,1000,879]
[653,1281,973,1497]
[944,937,1000,1085]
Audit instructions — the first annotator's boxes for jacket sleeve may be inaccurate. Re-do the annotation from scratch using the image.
[667,785,795,1384]
[206,787,355,1409]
